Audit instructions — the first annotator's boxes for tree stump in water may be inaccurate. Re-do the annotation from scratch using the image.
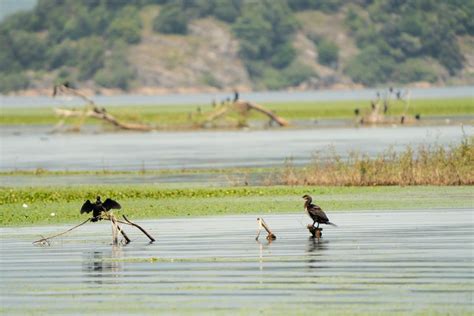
[307,224,323,240]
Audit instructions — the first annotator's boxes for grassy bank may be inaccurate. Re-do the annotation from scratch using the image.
[1,97,473,126]
[278,137,474,186]
[1,185,472,226]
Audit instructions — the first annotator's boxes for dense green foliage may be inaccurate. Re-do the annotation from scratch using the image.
[232,1,313,89]
[344,0,473,85]
[152,3,189,34]
[0,0,472,93]
[0,0,142,92]
[316,39,339,68]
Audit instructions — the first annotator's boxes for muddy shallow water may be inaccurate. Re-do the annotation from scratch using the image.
[1,209,472,314]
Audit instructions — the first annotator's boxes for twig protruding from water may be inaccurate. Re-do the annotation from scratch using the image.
[121,215,155,243]
[33,218,91,245]
[256,217,276,241]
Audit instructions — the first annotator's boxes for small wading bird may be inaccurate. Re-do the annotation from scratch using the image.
[81,196,121,222]
[302,194,337,228]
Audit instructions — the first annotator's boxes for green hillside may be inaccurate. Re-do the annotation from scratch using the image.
[0,0,473,94]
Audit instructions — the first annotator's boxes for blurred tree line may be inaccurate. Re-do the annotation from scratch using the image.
[0,0,472,93]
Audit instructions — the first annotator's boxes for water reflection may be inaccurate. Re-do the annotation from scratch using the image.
[82,245,123,284]
[306,237,328,270]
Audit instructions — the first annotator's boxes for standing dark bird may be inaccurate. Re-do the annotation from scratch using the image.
[81,196,121,222]
[302,194,336,228]
[233,90,239,102]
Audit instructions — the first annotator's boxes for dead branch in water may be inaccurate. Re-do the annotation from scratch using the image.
[256,217,277,241]
[52,83,154,132]
[33,218,91,245]
[53,108,154,131]
[245,101,289,127]
[121,215,155,242]
[110,214,131,244]
[32,213,155,245]
[203,99,289,127]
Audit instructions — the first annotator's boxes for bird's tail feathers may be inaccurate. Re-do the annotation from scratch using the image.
[328,222,338,227]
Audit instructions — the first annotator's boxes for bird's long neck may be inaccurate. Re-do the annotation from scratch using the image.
[304,198,312,209]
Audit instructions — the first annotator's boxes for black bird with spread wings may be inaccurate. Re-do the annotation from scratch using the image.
[302,194,336,228]
[81,196,121,222]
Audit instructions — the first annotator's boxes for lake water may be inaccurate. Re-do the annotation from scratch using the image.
[1,124,471,172]
[1,210,472,314]
[1,86,473,108]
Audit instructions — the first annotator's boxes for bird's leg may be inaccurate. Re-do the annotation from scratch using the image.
[312,221,316,227]
[316,222,320,229]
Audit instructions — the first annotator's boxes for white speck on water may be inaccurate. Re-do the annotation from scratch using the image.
[22,203,28,208]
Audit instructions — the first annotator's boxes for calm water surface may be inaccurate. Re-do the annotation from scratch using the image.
[1,210,473,314]
[1,125,471,172]
[1,86,473,107]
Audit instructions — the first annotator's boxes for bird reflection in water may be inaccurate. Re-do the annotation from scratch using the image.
[306,237,328,270]
[82,245,123,284]
[256,237,274,284]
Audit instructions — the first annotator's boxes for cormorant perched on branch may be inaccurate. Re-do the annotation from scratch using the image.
[81,196,121,222]
[302,194,336,228]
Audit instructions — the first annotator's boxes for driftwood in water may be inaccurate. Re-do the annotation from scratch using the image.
[121,215,155,242]
[110,214,131,245]
[307,224,323,240]
[203,99,289,127]
[52,83,154,132]
[33,213,155,245]
[244,101,289,127]
[53,108,154,131]
[256,217,277,241]
[53,83,95,105]
[33,218,91,245]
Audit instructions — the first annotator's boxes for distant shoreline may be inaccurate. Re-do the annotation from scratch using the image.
[1,85,473,108]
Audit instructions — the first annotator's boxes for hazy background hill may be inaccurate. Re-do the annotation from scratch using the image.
[1,0,473,95]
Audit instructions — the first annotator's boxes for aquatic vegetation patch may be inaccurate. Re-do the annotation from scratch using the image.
[0,185,472,226]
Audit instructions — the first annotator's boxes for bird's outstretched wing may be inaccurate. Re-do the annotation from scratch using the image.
[103,198,121,211]
[80,200,93,214]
